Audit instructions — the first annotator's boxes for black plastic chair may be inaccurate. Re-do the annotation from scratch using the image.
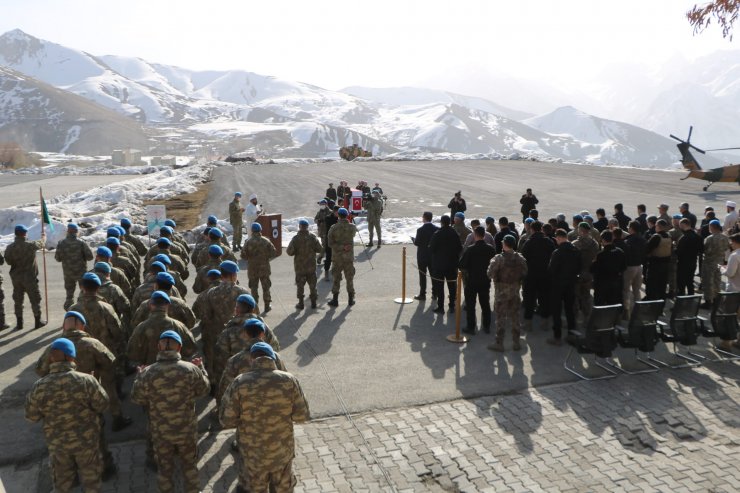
[610,299,665,374]
[652,295,703,368]
[700,291,740,362]
[565,304,623,380]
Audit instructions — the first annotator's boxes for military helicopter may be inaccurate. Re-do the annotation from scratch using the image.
[671,126,740,191]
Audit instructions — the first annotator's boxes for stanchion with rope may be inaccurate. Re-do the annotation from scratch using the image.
[446,270,467,343]
[394,246,414,304]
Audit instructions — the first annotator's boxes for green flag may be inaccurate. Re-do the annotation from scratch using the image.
[40,191,53,234]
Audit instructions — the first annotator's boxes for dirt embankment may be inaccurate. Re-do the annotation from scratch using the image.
[143,181,212,231]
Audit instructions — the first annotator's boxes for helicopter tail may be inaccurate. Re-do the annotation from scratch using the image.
[677,142,702,171]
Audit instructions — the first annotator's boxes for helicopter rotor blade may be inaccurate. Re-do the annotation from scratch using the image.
[689,144,706,154]
[688,126,693,142]
[705,147,740,152]
[669,134,683,142]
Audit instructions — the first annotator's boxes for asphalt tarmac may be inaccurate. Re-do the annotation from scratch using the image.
[0,174,138,209]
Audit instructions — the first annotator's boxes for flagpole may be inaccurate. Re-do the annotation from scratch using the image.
[40,187,49,322]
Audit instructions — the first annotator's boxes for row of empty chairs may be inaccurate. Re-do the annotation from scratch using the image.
[564,292,740,380]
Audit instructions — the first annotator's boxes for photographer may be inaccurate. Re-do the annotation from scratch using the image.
[448,191,467,218]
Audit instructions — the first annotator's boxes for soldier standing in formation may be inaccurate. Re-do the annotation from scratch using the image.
[242,222,278,313]
[327,208,358,307]
[366,190,383,248]
[4,224,45,331]
[314,199,330,265]
[487,235,527,352]
[55,223,93,310]
[132,330,210,493]
[286,219,323,309]
[229,192,245,251]
[26,338,109,492]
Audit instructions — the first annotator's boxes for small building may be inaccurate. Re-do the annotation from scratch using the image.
[112,149,145,166]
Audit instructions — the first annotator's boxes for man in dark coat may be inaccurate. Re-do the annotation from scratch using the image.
[448,191,467,218]
[591,230,626,306]
[429,215,462,314]
[613,203,632,231]
[520,221,555,322]
[413,212,439,301]
[519,188,539,222]
[458,227,496,334]
[676,218,703,295]
[547,229,580,345]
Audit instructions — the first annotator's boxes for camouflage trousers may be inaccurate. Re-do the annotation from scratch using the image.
[368,218,381,244]
[50,446,102,493]
[153,436,200,493]
[100,368,122,417]
[574,277,593,321]
[494,294,521,343]
[318,233,328,261]
[63,274,80,308]
[332,260,355,296]
[200,325,218,384]
[240,458,296,493]
[232,223,243,250]
[701,259,723,303]
[296,271,318,301]
[10,275,41,317]
[248,274,272,306]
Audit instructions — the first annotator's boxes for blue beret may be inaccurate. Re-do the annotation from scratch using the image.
[206,269,222,278]
[14,224,28,234]
[160,226,173,236]
[106,227,120,238]
[454,212,465,219]
[237,294,256,308]
[51,338,76,358]
[67,223,79,231]
[151,290,171,303]
[153,253,171,265]
[64,311,86,326]
[524,218,534,224]
[235,192,242,198]
[672,214,683,219]
[208,245,224,256]
[115,226,126,236]
[93,261,112,273]
[157,237,171,246]
[120,218,132,227]
[338,208,349,217]
[155,272,175,286]
[250,341,275,360]
[164,219,176,228]
[209,228,223,238]
[159,330,181,345]
[106,237,120,246]
[220,260,239,274]
[82,272,102,286]
[244,318,265,331]
[584,215,594,221]
[96,246,112,258]
[207,215,218,225]
[150,261,167,272]
[298,219,309,227]
[710,219,721,226]
[251,222,262,232]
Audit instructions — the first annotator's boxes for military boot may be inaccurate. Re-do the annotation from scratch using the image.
[295,298,305,310]
[34,316,46,330]
[310,297,317,309]
[0,314,8,330]
[63,300,72,311]
[13,315,23,332]
[328,293,339,307]
[263,303,272,314]
[348,294,355,306]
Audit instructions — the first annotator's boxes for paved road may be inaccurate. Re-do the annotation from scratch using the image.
[205,160,740,222]
[0,174,137,209]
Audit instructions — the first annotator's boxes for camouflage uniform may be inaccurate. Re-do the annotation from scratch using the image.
[487,250,528,344]
[241,232,277,307]
[702,232,730,304]
[146,248,189,279]
[4,236,44,321]
[146,242,188,266]
[131,275,183,311]
[453,222,473,245]
[54,234,93,308]
[327,219,358,297]
[286,230,323,305]
[70,293,125,358]
[192,258,221,294]
[573,234,600,320]
[201,281,250,376]
[25,361,108,493]
[131,296,196,329]
[220,357,310,492]
[197,241,237,269]
[366,196,383,245]
[94,263,133,299]
[127,311,197,365]
[97,278,131,337]
[314,207,331,261]
[229,199,244,249]
[111,251,139,288]
[124,232,148,256]
[218,342,287,402]
[131,351,210,493]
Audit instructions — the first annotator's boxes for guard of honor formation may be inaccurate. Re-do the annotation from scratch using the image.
[11,182,740,492]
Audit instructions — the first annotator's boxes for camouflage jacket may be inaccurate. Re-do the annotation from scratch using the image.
[4,236,43,279]
[218,343,287,402]
[314,208,331,236]
[453,222,472,245]
[131,296,196,329]
[213,314,281,382]
[488,251,527,287]
[192,280,220,321]
[229,200,244,225]
[131,351,209,443]
[112,252,138,284]
[573,234,601,278]
[202,281,250,331]
[192,259,222,294]
[146,242,188,266]
[131,275,183,310]
[25,361,108,453]
[94,264,133,299]
[327,220,357,263]
[220,357,310,471]
[35,329,116,378]
[145,248,189,279]
[241,233,277,277]
[117,243,141,269]
[54,235,93,277]
[704,233,729,262]
[70,294,124,355]
[286,231,322,275]
[365,196,383,221]
[124,233,149,256]
[98,279,131,331]
[197,241,236,268]
[127,311,197,365]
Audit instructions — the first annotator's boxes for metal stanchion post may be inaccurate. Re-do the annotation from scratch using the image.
[446,270,467,343]
[394,246,414,304]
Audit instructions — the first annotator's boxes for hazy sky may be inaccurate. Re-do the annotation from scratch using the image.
[0,0,733,91]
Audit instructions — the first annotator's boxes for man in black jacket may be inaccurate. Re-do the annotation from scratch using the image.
[676,218,703,295]
[593,208,608,233]
[547,229,580,345]
[493,217,518,254]
[645,219,672,300]
[591,230,626,306]
[680,202,698,229]
[613,203,632,231]
[622,221,647,318]
[459,227,496,334]
[520,221,555,322]
[429,215,462,314]
[519,188,538,222]
[635,204,648,234]
[413,212,439,301]
[448,192,466,218]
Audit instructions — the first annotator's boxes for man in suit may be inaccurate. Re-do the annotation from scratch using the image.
[412,212,439,301]
[429,215,463,314]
